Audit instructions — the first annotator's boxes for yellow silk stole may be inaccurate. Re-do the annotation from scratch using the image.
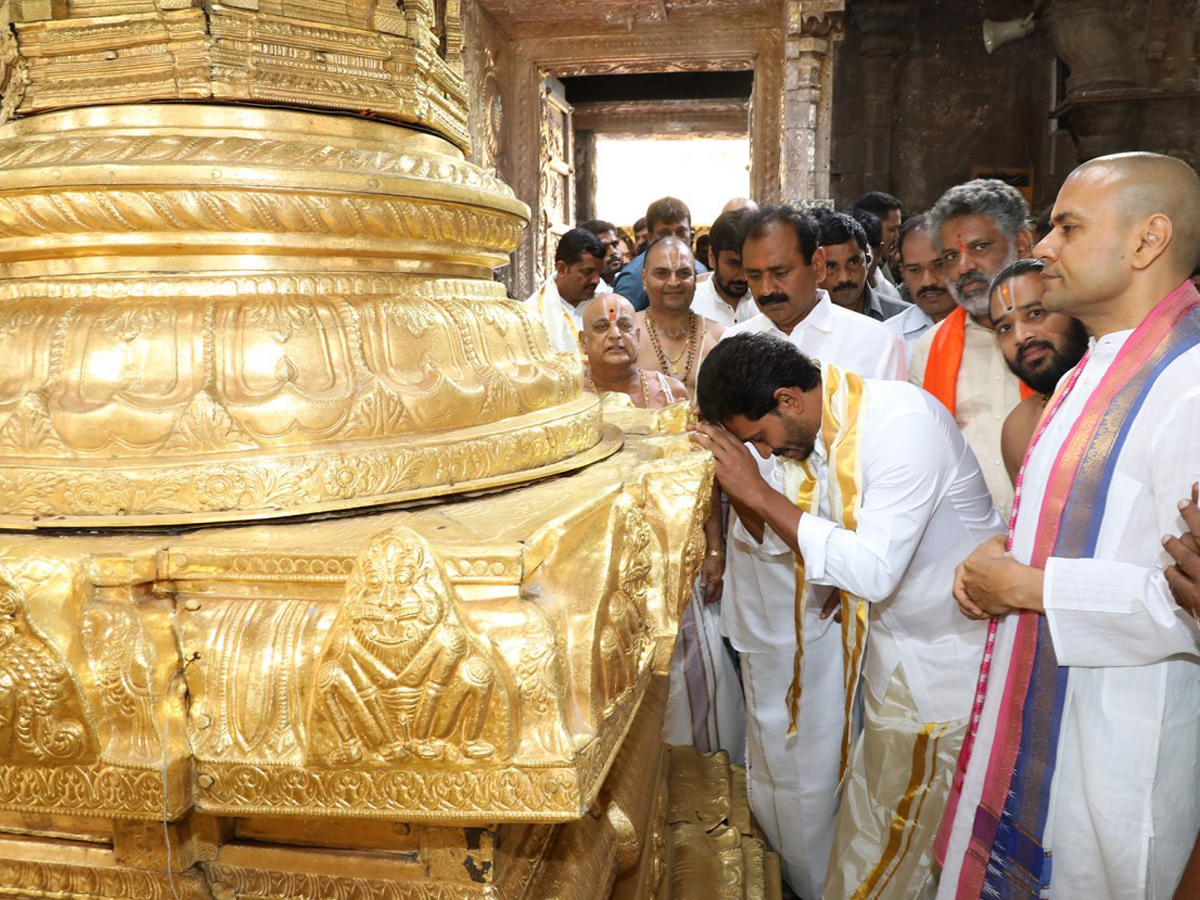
[783,363,868,777]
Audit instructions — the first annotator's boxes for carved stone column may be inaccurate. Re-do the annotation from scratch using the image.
[782,1,845,203]
[856,2,916,193]
[1042,0,1144,160]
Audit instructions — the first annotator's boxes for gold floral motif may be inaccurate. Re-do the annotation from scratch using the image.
[0,762,188,815]
[0,858,209,900]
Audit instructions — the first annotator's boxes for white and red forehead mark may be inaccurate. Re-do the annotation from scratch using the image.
[999,280,1016,314]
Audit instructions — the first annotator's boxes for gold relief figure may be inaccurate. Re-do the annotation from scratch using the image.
[81,602,159,762]
[310,528,509,765]
[0,566,95,764]
[597,500,654,711]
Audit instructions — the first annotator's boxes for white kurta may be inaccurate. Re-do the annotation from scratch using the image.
[936,329,1200,900]
[717,299,907,898]
[522,277,585,357]
[690,276,757,327]
[723,291,909,382]
[786,381,1004,724]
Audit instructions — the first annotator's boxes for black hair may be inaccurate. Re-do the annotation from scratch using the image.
[896,213,932,262]
[697,333,821,424]
[708,208,754,257]
[633,217,646,232]
[740,205,820,265]
[645,197,693,233]
[849,208,882,249]
[577,218,617,236]
[818,211,869,253]
[989,257,1045,301]
[854,191,903,218]
[555,228,606,265]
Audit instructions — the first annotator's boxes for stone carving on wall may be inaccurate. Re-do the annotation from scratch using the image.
[782,0,846,201]
[1043,0,1200,165]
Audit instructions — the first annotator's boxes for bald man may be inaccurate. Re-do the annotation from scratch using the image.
[636,236,725,396]
[579,293,686,407]
[939,153,1200,900]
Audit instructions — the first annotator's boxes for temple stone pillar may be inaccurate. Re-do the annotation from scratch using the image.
[1041,0,1200,168]
[856,2,916,193]
[781,0,845,203]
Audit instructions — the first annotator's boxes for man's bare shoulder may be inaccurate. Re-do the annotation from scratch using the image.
[701,316,726,343]
[1001,393,1045,485]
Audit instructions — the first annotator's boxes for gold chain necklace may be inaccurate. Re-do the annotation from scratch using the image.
[585,368,653,408]
[646,311,699,382]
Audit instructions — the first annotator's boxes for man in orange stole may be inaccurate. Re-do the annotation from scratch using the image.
[909,180,1035,517]
[938,153,1200,900]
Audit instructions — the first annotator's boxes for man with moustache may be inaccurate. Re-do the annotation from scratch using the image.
[987,258,1089,483]
[577,218,624,290]
[817,211,908,321]
[634,236,724,396]
[940,153,1200,900]
[523,228,607,358]
[886,214,957,358]
[718,206,905,899]
[691,208,757,326]
[909,180,1033,516]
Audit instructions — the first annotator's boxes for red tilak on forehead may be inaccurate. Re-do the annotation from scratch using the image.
[956,238,966,257]
[606,306,617,320]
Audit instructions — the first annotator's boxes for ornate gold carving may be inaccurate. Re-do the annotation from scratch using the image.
[81,602,161,763]
[310,528,509,766]
[0,856,210,900]
[0,761,190,816]
[0,565,95,765]
[0,104,633,525]
[596,498,655,713]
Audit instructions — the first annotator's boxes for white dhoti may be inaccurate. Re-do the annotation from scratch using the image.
[741,613,845,900]
[824,669,966,900]
[664,585,746,764]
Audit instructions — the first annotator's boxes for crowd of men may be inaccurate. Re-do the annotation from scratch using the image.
[521,152,1200,900]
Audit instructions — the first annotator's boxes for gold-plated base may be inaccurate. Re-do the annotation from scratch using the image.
[0,106,618,525]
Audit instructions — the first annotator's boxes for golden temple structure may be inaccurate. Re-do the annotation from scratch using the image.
[0,0,777,896]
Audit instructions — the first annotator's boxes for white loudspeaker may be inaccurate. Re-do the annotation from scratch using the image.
[982,14,1036,54]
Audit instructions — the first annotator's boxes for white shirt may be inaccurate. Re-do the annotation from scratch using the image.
[723,291,908,381]
[720,291,907,653]
[784,380,1004,723]
[884,303,936,363]
[909,312,1022,517]
[872,267,903,303]
[523,277,585,357]
[690,276,757,327]
[937,329,1200,899]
